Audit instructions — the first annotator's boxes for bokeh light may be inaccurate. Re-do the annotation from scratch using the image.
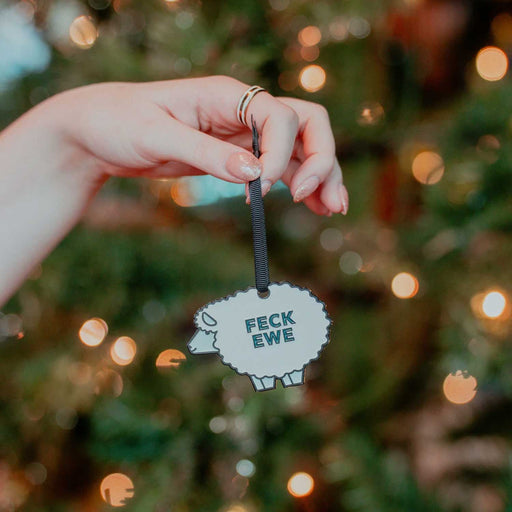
[320,228,344,251]
[329,17,348,41]
[357,102,385,126]
[94,369,123,397]
[339,251,363,275]
[0,313,23,338]
[482,291,507,318]
[300,45,320,62]
[287,472,314,498]
[391,272,419,299]
[348,17,371,39]
[412,151,445,185]
[236,459,256,478]
[69,16,98,50]
[299,65,326,92]
[443,370,477,405]
[475,46,508,82]
[492,13,512,47]
[79,318,108,347]
[209,416,227,434]
[100,473,135,507]
[171,180,198,207]
[110,336,137,366]
[298,26,322,47]
[156,349,186,368]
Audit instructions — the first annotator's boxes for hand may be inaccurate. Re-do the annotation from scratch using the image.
[47,75,348,215]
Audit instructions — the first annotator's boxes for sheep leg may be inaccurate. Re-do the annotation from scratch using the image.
[281,370,305,388]
[250,376,276,391]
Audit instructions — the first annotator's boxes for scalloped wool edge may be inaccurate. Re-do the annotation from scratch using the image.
[189,282,332,388]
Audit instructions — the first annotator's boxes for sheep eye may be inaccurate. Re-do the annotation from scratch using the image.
[202,312,217,326]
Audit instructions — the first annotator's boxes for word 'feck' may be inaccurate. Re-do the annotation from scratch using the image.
[245,311,296,349]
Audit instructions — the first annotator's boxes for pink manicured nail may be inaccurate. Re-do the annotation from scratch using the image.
[340,183,349,215]
[293,176,320,202]
[261,180,272,196]
[226,152,262,181]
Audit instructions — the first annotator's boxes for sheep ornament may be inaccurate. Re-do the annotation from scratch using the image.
[188,282,331,391]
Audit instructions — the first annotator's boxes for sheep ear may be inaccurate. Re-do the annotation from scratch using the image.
[202,312,217,327]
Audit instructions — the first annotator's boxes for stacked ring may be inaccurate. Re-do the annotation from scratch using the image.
[236,85,266,127]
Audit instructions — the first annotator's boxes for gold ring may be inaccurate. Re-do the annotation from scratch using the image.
[236,85,266,127]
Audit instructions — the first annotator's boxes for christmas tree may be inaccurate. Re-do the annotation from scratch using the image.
[1,0,512,510]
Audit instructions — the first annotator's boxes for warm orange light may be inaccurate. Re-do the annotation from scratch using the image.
[100,473,134,507]
[475,46,508,82]
[358,102,384,126]
[79,318,108,347]
[300,45,320,62]
[299,65,326,93]
[287,472,314,498]
[110,337,137,366]
[69,16,98,50]
[170,180,197,207]
[443,370,477,405]
[298,26,322,47]
[156,349,187,368]
[412,151,445,185]
[391,272,419,299]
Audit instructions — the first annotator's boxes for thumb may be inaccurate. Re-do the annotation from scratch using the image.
[138,115,262,183]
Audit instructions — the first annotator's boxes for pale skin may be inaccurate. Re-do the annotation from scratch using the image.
[0,75,349,307]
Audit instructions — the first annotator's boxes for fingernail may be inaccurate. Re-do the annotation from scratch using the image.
[226,152,262,181]
[293,176,320,202]
[261,180,272,196]
[341,184,349,215]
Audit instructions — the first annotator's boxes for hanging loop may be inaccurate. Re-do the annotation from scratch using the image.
[248,115,270,295]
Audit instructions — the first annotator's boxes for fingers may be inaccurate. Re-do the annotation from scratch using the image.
[134,110,263,184]
[243,92,300,187]
[319,158,348,214]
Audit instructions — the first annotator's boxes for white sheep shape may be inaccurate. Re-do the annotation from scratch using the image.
[188,282,331,391]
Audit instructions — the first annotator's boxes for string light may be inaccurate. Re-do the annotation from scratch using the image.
[299,65,326,92]
[171,180,198,207]
[482,291,507,318]
[320,228,344,251]
[357,102,384,126]
[328,18,348,41]
[100,473,135,507]
[475,46,508,82]
[94,369,123,397]
[156,349,186,368]
[300,45,320,62]
[236,459,256,478]
[443,370,477,405]
[79,318,108,347]
[412,151,445,185]
[69,16,98,50]
[471,289,509,320]
[110,336,137,366]
[287,472,314,498]
[391,272,419,299]
[298,26,322,47]
[339,251,363,275]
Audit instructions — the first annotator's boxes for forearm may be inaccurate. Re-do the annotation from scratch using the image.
[0,106,106,307]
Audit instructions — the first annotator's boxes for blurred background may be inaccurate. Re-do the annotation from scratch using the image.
[1,0,512,510]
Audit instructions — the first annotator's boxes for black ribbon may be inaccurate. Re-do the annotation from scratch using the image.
[249,115,270,295]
